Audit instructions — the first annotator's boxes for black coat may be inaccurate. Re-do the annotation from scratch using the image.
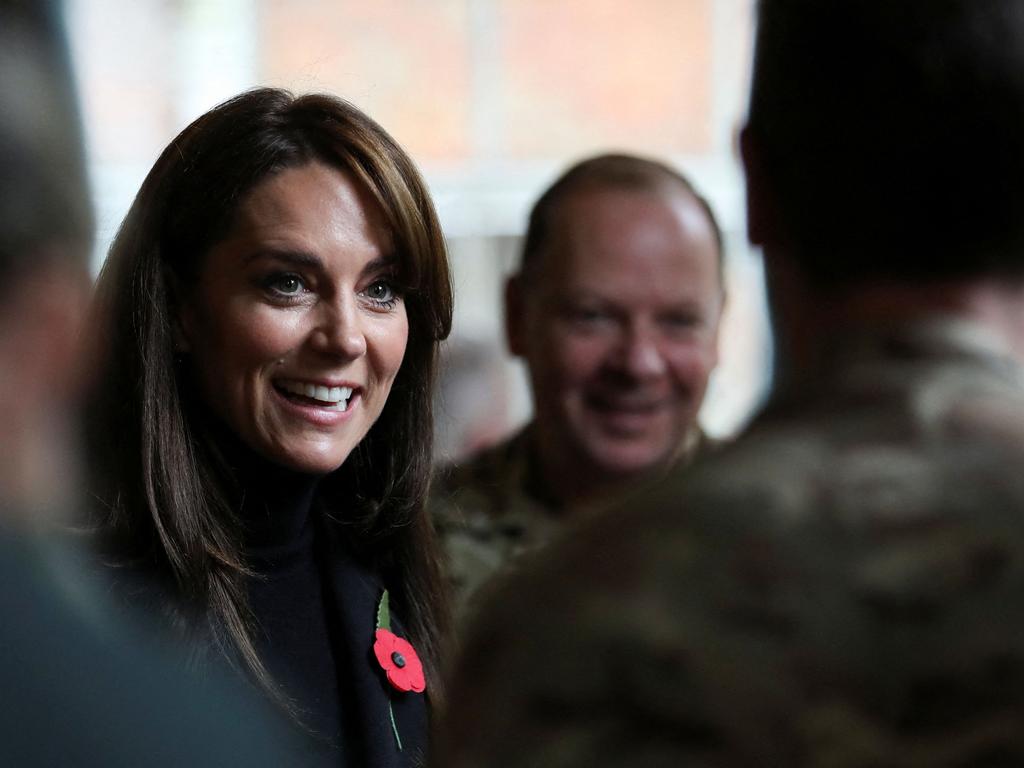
[321,522,429,768]
[101,450,431,768]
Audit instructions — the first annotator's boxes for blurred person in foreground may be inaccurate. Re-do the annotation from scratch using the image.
[436,1,1024,765]
[84,87,453,765]
[432,153,724,619]
[0,2,305,765]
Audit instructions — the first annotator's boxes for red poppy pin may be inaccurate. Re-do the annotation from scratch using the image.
[375,589,425,751]
[374,628,426,693]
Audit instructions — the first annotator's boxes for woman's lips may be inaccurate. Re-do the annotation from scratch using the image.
[271,378,361,425]
[275,378,354,410]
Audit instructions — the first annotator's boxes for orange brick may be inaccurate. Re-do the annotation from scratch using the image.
[499,0,714,158]
[260,0,472,163]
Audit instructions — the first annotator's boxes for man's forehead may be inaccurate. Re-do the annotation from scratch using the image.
[536,187,717,275]
[556,181,697,218]
[529,252,721,317]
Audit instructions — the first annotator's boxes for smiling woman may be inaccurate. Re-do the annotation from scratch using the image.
[179,163,410,476]
[83,89,452,766]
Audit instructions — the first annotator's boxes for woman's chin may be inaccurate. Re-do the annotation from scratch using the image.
[260,442,353,476]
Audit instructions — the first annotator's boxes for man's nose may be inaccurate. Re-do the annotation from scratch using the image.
[311,297,367,359]
[616,322,667,379]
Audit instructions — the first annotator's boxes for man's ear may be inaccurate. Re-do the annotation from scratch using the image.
[0,259,88,407]
[0,257,89,516]
[504,274,527,358]
[707,291,725,370]
[740,125,773,247]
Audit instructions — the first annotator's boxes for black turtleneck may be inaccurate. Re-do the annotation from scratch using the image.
[231,448,348,764]
[213,424,429,768]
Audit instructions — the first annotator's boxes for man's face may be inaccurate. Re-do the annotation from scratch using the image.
[509,185,723,483]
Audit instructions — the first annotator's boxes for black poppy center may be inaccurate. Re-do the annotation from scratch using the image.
[391,651,407,669]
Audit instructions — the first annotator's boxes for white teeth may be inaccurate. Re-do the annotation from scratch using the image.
[278,379,355,410]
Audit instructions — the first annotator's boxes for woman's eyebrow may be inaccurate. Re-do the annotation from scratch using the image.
[242,248,324,269]
[243,249,399,274]
[363,253,399,274]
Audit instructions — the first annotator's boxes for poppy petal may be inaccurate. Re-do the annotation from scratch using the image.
[373,627,426,693]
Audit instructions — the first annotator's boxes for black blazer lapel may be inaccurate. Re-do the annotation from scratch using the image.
[322,528,428,768]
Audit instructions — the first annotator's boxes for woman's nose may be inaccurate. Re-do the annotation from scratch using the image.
[311,298,367,359]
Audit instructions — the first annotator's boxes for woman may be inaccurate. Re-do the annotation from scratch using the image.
[84,88,452,766]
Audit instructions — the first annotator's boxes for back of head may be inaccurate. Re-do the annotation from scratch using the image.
[0,0,92,275]
[520,153,723,284]
[747,0,1024,285]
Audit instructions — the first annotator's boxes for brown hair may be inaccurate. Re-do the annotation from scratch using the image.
[85,88,452,706]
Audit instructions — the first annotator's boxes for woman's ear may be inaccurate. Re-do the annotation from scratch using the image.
[165,269,194,354]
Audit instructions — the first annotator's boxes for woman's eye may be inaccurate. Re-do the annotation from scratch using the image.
[265,273,305,296]
[364,279,397,305]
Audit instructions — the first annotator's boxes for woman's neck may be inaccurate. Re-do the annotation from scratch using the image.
[206,420,324,558]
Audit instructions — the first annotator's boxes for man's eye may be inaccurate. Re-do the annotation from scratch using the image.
[662,313,701,329]
[567,307,611,325]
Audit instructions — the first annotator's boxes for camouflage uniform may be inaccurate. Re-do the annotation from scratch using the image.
[437,317,1024,767]
[431,425,705,622]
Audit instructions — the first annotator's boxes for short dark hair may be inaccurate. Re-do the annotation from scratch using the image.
[0,0,92,275]
[520,153,724,284]
[748,0,1024,285]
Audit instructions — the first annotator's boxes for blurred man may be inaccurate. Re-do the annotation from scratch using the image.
[0,0,91,525]
[436,1,1024,765]
[432,153,724,618]
[0,3,304,764]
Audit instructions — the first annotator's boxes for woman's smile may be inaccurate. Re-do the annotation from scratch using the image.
[274,379,356,411]
[178,161,409,474]
[269,377,362,426]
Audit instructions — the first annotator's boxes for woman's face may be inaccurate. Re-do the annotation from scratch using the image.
[177,161,409,475]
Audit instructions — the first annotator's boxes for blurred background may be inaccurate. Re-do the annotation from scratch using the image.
[66,0,769,460]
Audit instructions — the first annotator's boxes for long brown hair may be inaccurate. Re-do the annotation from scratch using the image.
[85,88,453,703]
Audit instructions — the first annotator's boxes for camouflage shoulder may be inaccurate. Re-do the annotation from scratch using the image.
[443,418,1024,764]
[429,430,530,525]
